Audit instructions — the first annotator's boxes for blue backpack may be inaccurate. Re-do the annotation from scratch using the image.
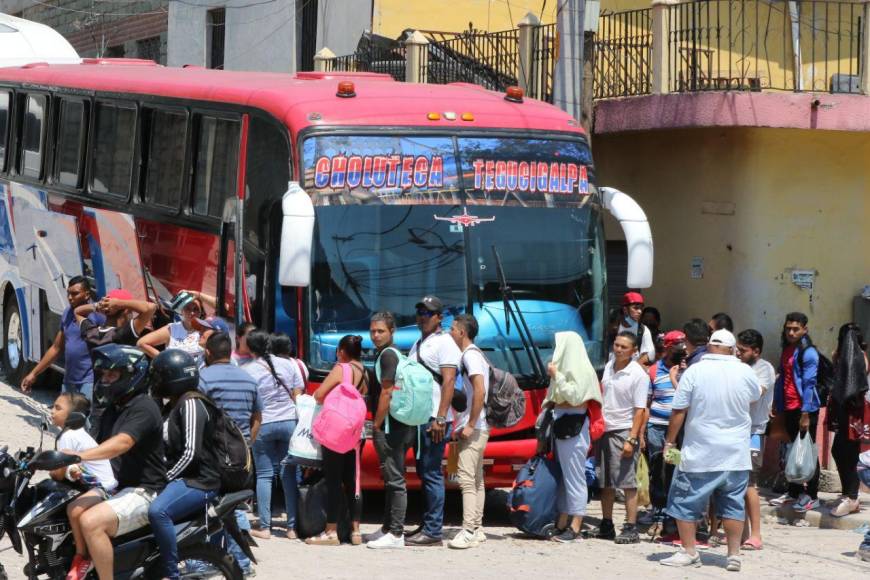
[507,454,562,538]
[376,347,434,429]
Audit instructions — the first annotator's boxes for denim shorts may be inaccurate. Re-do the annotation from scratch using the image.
[666,469,749,523]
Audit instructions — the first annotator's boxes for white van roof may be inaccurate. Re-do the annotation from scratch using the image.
[0,13,80,67]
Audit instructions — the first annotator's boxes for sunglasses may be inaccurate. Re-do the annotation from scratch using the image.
[416,309,437,318]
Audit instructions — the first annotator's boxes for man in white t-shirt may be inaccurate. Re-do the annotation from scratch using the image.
[735,329,776,551]
[446,314,490,550]
[407,295,461,546]
[619,292,656,365]
[661,329,761,571]
[590,331,649,545]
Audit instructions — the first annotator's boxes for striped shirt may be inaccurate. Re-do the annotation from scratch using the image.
[648,360,676,426]
[198,362,262,440]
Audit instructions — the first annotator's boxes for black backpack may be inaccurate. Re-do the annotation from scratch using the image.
[461,345,526,429]
[798,345,834,408]
[182,391,254,492]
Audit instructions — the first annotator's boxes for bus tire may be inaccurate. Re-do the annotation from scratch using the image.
[2,292,28,386]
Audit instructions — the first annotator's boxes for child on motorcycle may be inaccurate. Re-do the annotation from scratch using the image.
[49,393,117,580]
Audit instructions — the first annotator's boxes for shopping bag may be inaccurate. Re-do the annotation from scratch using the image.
[636,454,650,507]
[785,431,818,484]
[288,394,322,467]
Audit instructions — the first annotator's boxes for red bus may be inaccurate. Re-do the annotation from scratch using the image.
[0,60,652,489]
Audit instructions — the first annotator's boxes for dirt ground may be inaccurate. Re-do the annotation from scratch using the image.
[0,381,868,579]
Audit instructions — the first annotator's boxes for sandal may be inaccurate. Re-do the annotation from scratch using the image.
[351,531,362,546]
[305,531,340,546]
[708,533,726,548]
[741,538,763,551]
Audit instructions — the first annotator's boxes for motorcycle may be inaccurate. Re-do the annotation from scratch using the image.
[0,413,256,580]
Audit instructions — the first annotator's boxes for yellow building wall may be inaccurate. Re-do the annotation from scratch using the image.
[595,127,870,358]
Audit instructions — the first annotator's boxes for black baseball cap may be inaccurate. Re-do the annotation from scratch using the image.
[415,295,444,313]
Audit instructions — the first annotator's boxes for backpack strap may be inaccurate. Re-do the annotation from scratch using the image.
[376,346,402,382]
[339,362,352,386]
[415,337,444,384]
[294,359,309,391]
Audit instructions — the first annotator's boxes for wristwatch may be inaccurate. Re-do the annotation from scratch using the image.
[627,437,639,446]
[435,416,447,425]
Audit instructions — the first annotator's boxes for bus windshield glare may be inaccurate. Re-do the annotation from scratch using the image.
[300,133,606,380]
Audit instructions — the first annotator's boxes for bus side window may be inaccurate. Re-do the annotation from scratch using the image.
[91,102,136,198]
[0,91,9,172]
[20,94,46,179]
[191,114,239,219]
[54,100,88,188]
[145,108,188,210]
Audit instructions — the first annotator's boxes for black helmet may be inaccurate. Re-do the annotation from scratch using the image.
[150,349,199,399]
[93,344,150,406]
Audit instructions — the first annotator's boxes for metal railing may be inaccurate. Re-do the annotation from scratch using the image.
[330,42,406,81]
[423,28,520,92]
[593,8,653,99]
[667,0,864,93]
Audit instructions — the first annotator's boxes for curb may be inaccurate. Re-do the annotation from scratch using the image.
[761,504,870,531]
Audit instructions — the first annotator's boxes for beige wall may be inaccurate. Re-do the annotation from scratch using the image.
[594,127,870,359]
[372,0,556,36]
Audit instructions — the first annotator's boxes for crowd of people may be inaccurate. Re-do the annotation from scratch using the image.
[14,276,870,577]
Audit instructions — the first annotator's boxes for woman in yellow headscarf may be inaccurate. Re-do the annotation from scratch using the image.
[544,331,603,543]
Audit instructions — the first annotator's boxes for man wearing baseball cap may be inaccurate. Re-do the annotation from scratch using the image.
[619,292,656,365]
[643,330,687,533]
[661,329,761,571]
[406,295,461,546]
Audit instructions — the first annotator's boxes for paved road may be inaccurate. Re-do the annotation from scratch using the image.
[0,381,868,579]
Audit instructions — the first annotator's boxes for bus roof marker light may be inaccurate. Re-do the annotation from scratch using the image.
[461,112,474,121]
[504,86,524,103]
[443,112,456,121]
[426,112,441,121]
[336,81,356,98]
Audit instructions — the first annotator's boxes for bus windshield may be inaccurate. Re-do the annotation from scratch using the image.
[300,133,606,379]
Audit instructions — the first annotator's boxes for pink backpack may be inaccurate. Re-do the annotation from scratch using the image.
[312,363,367,455]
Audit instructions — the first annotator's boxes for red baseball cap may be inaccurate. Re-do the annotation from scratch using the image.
[663,330,687,348]
[622,291,645,306]
[106,288,133,300]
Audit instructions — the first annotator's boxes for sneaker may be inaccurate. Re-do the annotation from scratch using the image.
[660,549,702,568]
[66,554,94,580]
[366,532,405,549]
[243,568,257,578]
[614,523,640,544]
[831,497,860,518]
[585,518,616,540]
[726,556,742,572]
[858,543,870,562]
[404,532,443,547]
[768,493,797,507]
[448,529,479,549]
[551,528,580,543]
[363,528,387,543]
[792,494,820,513]
[473,528,487,544]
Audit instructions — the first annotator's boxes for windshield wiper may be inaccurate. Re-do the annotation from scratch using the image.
[491,246,547,384]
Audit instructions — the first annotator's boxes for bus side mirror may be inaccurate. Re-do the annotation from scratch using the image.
[279,181,315,287]
[600,187,653,289]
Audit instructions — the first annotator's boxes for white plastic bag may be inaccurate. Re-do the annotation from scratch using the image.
[785,431,817,484]
[288,394,322,467]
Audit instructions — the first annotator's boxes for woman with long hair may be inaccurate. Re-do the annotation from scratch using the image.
[306,335,367,546]
[240,330,305,540]
[827,323,869,517]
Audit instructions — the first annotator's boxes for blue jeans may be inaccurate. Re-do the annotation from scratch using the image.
[415,421,452,539]
[63,381,94,402]
[252,419,297,530]
[148,479,218,580]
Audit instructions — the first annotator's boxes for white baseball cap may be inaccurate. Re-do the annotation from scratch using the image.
[709,329,737,348]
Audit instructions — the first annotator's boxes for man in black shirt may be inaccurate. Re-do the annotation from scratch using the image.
[76,289,157,350]
[64,345,166,580]
[366,311,416,549]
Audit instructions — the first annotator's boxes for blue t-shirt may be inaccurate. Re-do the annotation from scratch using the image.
[198,362,262,440]
[62,306,104,384]
[648,359,676,426]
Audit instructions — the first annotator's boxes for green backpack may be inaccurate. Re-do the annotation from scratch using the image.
[376,346,434,429]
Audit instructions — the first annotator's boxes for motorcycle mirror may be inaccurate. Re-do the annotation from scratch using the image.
[64,412,87,431]
[27,450,80,471]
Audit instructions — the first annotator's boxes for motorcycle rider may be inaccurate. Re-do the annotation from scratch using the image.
[148,349,222,580]
[63,344,166,580]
